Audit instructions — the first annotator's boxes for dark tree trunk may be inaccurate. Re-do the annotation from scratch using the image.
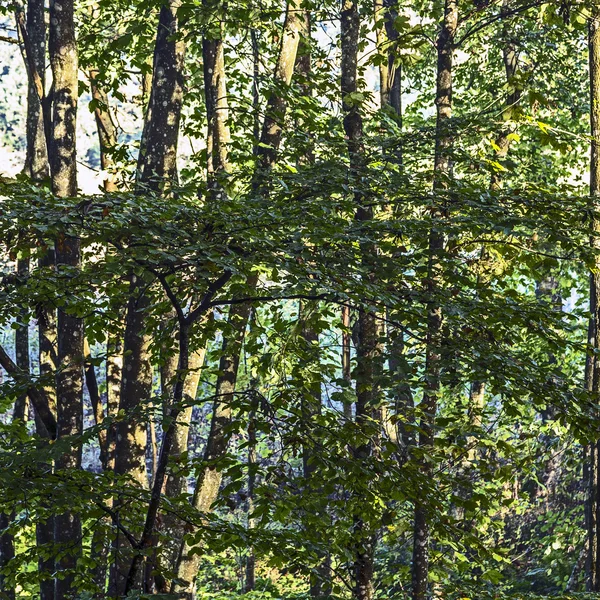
[411,1,457,599]
[587,3,600,591]
[341,0,385,597]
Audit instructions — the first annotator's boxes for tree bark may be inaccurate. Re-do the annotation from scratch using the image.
[21,0,48,180]
[47,1,84,596]
[89,68,118,192]
[109,3,186,592]
[411,1,457,599]
[341,0,385,597]
[587,2,600,590]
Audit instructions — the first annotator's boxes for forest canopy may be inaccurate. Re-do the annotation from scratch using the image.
[0,0,599,598]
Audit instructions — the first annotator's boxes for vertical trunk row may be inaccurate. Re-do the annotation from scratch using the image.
[587,2,600,590]
[411,1,457,599]
[173,297,255,596]
[173,3,304,593]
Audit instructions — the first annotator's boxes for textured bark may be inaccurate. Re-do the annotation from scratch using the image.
[114,275,151,488]
[37,249,57,600]
[159,345,206,580]
[342,305,354,419]
[106,324,123,467]
[109,4,186,592]
[54,234,84,600]
[109,276,151,596]
[374,0,401,120]
[14,257,30,421]
[411,1,457,599]
[114,0,186,492]
[20,0,48,180]
[38,250,58,419]
[15,0,51,165]
[203,29,229,180]
[137,0,185,189]
[587,4,600,591]
[341,0,385,597]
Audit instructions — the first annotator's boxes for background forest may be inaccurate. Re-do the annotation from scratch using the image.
[0,0,599,598]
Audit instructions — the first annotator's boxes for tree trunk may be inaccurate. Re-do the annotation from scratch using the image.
[411,1,457,599]
[173,297,255,596]
[36,252,56,600]
[341,0,385,597]
[47,0,84,596]
[109,2,186,592]
[587,3,600,590]
[89,68,118,192]
[158,345,206,581]
[21,0,48,180]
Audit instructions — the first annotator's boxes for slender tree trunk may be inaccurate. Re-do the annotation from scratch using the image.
[109,2,186,593]
[21,0,48,180]
[173,297,255,596]
[89,68,118,192]
[342,305,354,419]
[587,3,600,590]
[158,345,206,580]
[374,0,401,121]
[106,322,123,468]
[47,0,84,597]
[244,393,258,593]
[37,251,56,600]
[341,0,385,597]
[411,1,457,599]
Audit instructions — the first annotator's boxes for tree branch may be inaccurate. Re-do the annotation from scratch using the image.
[0,344,56,438]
